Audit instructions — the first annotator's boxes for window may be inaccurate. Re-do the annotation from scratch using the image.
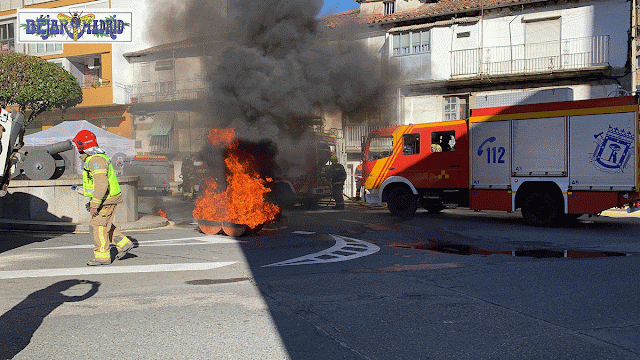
[392,30,430,56]
[28,43,62,54]
[159,81,175,94]
[525,18,560,70]
[0,23,14,51]
[444,96,469,121]
[384,1,395,15]
[139,63,151,82]
[431,131,455,153]
[402,134,420,155]
[155,59,174,71]
[457,32,470,38]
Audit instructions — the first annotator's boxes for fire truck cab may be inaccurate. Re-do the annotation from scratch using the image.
[363,121,470,215]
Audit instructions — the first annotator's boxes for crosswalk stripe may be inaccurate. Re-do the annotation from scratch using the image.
[32,235,242,250]
[0,262,237,280]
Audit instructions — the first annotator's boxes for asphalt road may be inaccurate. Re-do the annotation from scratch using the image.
[0,195,639,359]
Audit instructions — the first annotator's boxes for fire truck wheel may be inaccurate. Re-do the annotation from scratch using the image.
[387,186,418,217]
[522,191,561,226]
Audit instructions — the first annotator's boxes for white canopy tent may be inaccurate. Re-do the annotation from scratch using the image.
[23,120,135,175]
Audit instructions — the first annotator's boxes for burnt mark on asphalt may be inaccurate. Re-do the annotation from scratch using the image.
[390,240,629,259]
[186,277,250,285]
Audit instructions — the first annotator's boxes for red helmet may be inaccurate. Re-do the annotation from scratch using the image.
[73,130,98,151]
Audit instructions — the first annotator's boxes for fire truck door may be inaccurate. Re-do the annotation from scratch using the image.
[423,129,463,188]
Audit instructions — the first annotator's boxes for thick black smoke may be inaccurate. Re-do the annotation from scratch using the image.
[151,0,393,176]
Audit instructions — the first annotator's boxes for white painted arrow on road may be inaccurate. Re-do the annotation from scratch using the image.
[262,235,379,267]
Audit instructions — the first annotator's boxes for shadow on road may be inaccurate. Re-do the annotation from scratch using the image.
[0,280,100,359]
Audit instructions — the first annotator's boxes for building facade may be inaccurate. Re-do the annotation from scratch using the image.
[0,0,158,139]
[123,39,214,182]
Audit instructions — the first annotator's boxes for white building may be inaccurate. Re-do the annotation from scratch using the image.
[327,0,631,126]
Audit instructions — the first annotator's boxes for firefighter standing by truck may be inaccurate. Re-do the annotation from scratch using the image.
[73,130,134,266]
[328,154,346,210]
[180,155,197,200]
[354,158,364,201]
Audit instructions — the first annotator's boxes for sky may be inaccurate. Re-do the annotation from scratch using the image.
[319,0,359,16]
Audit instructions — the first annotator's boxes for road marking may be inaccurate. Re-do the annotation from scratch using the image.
[339,219,367,224]
[31,235,243,250]
[262,226,288,231]
[0,262,237,280]
[262,235,379,267]
[292,231,316,235]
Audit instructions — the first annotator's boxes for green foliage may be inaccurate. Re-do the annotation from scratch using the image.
[0,51,83,127]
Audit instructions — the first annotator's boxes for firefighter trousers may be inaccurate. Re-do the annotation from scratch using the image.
[89,203,131,263]
[332,183,344,207]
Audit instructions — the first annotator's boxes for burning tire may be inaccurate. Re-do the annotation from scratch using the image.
[198,220,222,235]
[198,219,265,237]
[222,222,249,237]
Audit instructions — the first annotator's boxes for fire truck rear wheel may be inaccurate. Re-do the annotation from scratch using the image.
[387,186,418,217]
[522,191,562,226]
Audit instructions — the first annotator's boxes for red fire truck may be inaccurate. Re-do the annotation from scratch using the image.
[271,132,343,208]
[363,96,640,225]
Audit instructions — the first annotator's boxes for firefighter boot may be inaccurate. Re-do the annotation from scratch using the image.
[87,251,112,266]
[115,237,134,260]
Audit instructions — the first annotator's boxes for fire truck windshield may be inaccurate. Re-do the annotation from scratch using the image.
[367,136,393,161]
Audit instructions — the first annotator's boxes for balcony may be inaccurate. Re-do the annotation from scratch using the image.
[149,132,175,154]
[451,35,610,78]
[128,78,208,104]
[343,125,387,153]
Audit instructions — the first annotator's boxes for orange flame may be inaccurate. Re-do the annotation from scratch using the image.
[193,129,280,229]
[208,128,235,146]
[158,209,167,218]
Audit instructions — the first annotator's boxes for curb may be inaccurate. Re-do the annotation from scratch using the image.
[0,215,170,233]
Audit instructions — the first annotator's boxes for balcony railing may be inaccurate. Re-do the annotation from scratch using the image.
[128,77,208,104]
[451,35,610,77]
[149,132,174,154]
[343,125,387,152]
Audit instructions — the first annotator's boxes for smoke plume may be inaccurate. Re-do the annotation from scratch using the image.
[151,0,393,175]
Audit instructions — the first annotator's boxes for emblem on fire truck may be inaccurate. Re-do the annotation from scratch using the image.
[590,126,634,174]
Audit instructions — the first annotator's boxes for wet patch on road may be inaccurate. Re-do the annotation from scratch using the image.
[391,240,630,259]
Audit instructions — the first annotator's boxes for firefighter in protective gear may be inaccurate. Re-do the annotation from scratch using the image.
[73,130,134,266]
[180,156,197,200]
[354,158,363,201]
[327,154,346,210]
